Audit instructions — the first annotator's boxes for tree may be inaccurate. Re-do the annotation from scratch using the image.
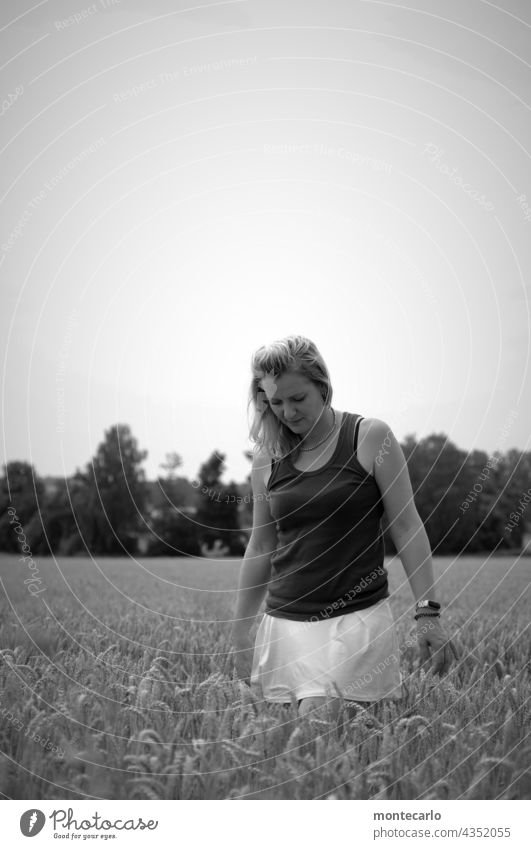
[145,453,200,556]
[496,448,531,549]
[237,451,254,544]
[144,507,200,557]
[159,452,182,478]
[0,462,45,552]
[69,424,149,555]
[194,451,246,556]
[401,434,473,554]
[154,452,184,514]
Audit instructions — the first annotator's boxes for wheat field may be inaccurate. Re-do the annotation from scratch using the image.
[0,553,529,800]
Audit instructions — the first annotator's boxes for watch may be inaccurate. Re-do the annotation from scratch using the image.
[415,599,441,610]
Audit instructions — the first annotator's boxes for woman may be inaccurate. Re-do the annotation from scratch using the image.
[231,335,458,720]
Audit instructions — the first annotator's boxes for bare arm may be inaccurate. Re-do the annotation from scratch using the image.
[367,419,439,607]
[232,547,272,638]
[231,448,278,644]
[391,520,438,606]
[368,419,458,675]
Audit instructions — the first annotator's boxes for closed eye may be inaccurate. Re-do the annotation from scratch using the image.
[271,396,305,404]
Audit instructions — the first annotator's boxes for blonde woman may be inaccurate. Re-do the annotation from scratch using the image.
[231,335,458,720]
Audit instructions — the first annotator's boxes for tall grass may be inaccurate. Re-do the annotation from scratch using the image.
[0,554,529,799]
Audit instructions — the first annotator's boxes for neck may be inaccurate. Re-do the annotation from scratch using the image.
[299,406,336,448]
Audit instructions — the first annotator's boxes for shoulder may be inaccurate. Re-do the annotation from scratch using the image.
[361,419,419,532]
[251,444,274,491]
[358,417,392,441]
[350,415,392,448]
[355,417,395,473]
[252,443,273,464]
[341,412,388,438]
[251,444,272,474]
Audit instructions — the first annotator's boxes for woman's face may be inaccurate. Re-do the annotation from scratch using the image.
[263,373,326,432]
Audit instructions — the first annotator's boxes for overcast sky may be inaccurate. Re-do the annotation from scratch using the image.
[1,0,530,484]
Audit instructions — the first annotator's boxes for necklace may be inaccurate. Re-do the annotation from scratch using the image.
[298,407,337,452]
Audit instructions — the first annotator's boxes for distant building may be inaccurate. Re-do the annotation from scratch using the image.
[200,539,230,558]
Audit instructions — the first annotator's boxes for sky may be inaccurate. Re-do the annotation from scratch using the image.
[1,0,530,485]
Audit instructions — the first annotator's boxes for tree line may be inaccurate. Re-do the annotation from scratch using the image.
[0,423,529,558]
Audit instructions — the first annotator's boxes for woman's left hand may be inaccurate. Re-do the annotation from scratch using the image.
[415,616,459,676]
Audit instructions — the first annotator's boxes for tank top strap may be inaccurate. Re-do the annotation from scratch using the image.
[267,456,280,491]
[333,411,363,466]
[267,412,364,488]
[353,413,364,454]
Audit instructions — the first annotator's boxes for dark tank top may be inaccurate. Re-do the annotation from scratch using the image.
[264,411,389,621]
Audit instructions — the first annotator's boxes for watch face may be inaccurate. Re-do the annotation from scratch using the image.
[417,600,429,607]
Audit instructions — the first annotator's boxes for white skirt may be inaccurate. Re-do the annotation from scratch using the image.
[250,597,403,703]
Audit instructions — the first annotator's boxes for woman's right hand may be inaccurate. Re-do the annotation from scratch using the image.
[231,628,255,685]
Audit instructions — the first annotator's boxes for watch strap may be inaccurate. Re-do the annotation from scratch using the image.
[415,599,441,610]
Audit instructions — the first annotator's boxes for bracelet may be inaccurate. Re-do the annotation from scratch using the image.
[414,611,441,620]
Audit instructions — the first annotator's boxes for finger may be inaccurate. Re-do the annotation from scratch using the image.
[438,646,451,676]
[418,645,431,671]
[430,646,446,676]
[449,639,460,661]
[446,641,456,671]
[439,643,455,676]
[418,637,431,662]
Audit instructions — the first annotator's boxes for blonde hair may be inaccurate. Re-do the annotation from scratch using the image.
[248,335,333,461]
